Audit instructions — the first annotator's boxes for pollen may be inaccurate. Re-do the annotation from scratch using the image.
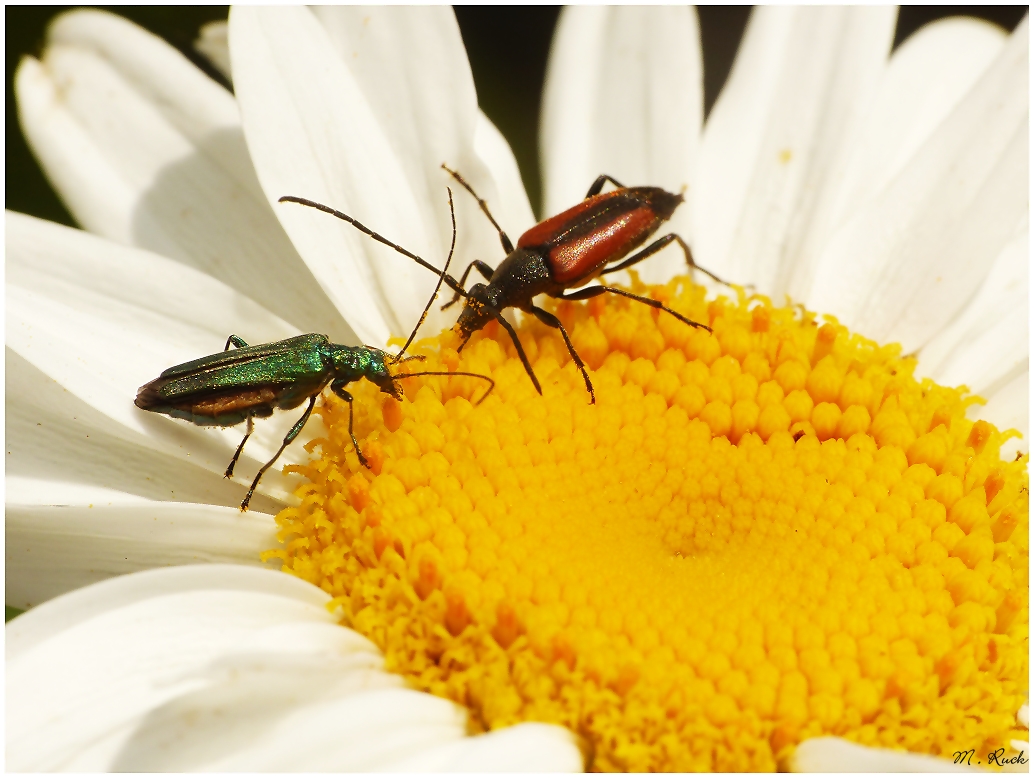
[265,274,1028,771]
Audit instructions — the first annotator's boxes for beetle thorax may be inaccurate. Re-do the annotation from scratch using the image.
[328,345,383,383]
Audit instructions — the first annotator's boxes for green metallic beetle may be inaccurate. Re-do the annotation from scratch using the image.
[135,188,492,510]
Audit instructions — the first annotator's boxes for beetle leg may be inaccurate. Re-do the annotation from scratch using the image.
[441,164,514,254]
[529,306,595,405]
[225,414,254,479]
[561,285,711,333]
[330,382,370,469]
[585,174,626,198]
[240,395,317,511]
[442,260,495,310]
[486,310,542,396]
[224,335,249,351]
[600,233,730,287]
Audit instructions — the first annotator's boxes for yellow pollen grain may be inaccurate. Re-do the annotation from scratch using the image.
[265,273,1028,771]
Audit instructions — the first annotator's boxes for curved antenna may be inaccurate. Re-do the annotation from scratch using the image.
[395,187,457,360]
[440,163,510,250]
[397,370,496,405]
[277,195,468,299]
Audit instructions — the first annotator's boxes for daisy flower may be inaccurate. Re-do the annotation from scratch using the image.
[7,6,1028,771]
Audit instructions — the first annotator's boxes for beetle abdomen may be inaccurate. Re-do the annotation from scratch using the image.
[136,381,282,426]
[189,387,279,417]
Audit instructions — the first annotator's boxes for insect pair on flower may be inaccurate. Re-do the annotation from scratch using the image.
[138,167,724,509]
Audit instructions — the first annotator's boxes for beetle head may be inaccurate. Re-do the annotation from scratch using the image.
[369,351,406,400]
[454,284,498,347]
[330,347,403,400]
[376,374,406,401]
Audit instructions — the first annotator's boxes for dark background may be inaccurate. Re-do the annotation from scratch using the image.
[5,7,1028,226]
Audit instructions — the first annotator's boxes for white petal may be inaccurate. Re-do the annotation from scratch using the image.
[195,20,231,82]
[808,19,1028,351]
[231,6,418,346]
[46,9,235,139]
[784,17,1007,302]
[1019,704,1030,728]
[232,7,503,346]
[6,348,282,513]
[540,6,702,283]
[15,55,134,231]
[384,722,584,772]
[7,565,340,770]
[7,565,582,772]
[160,689,463,771]
[313,6,527,299]
[6,564,331,661]
[16,9,349,338]
[6,502,277,610]
[6,212,311,502]
[970,366,1029,461]
[822,18,1007,244]
[693,7,896,292]
[918,229,1027,394]
[793,736,974,772]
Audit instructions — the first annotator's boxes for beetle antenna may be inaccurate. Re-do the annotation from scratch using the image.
[395,187,457,361]
[440,163,508,242]
[396,370,496,405]
[277,195,467,299]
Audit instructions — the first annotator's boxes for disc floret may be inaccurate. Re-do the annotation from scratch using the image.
[266,274,1028,771]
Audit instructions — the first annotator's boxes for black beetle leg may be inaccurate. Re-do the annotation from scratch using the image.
[529,305,595,405]
[225,415,254,479]
[330,381,369,469]
[442,260,495,310]
[441,164,514,254]
[585,174,626,198]
[240,394,317,512]
[224,334,249,351]
[489,310,542,396]
[560,285,711,333]
[601,233,731,287]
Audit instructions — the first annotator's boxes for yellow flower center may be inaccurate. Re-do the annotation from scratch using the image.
[265,274,1028,771]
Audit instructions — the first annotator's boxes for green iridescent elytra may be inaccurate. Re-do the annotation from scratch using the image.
[137,334,397,428]
[135,333,414,511]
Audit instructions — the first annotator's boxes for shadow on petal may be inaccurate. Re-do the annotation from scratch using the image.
[132,126,355,344]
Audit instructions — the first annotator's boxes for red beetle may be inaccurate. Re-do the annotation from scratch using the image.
[438,166,724,403]
[280,167,724,404]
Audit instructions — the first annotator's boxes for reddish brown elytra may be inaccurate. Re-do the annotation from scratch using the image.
[279,168,729,404]
[518,188,672,284]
